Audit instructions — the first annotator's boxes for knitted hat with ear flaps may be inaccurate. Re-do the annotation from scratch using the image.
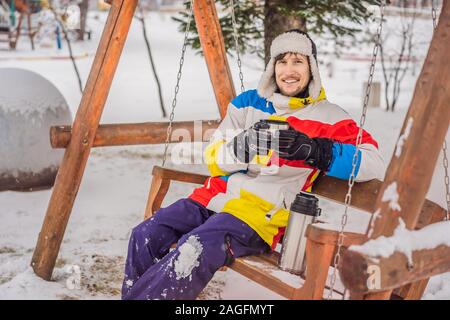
[257,30,323,110]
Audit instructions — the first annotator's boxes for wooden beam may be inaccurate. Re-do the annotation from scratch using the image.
[393,202,447,299]
[193,0,236,119]
[50,120,220,148]
[31,0,138,280]
[340,224,450,293]
[340,0,450,299]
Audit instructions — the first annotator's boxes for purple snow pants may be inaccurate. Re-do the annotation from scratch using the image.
[121,198,270,300]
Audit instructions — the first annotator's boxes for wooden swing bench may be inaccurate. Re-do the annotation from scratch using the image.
[145,166,446,300]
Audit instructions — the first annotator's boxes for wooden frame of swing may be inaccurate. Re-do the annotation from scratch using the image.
[30,0,450,300]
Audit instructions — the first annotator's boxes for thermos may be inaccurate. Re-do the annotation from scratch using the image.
[278,192,321,275]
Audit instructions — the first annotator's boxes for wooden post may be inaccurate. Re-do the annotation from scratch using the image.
[31,0,138,280]
[193,0,236,119]
[293,239,335,299]
[340,0,450,299]
[50,120,220,148]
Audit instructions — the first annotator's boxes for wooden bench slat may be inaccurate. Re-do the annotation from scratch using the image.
[306,223,368,247]
[230,255,300,299]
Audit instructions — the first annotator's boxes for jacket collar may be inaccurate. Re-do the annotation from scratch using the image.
[268,87,327,114]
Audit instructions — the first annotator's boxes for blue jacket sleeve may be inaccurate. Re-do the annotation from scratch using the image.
[326,143,362,180]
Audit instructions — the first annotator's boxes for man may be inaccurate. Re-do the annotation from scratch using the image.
[122,29,385,300]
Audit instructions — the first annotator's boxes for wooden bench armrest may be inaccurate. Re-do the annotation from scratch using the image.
[306,223,368,247]
[145,166,209,218]
[152,165,209,185]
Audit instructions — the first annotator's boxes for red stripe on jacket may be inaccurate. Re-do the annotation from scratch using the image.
[271,227,286,250]
[189,176,227,207]
[302,168,320,192]
[286,117,379,148]
[267,154,314,169]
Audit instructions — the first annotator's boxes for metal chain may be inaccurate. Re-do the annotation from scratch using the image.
[230,0,245,93]
[162,0,194,166]
[432,3,437,29]
[431,0,450,220]
[326,1,386,300]
[443,141,450,220]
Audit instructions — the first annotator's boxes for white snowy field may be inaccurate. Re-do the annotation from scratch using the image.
[0,9,449,300]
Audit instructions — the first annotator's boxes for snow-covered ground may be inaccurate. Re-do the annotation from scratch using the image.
[0,9,449,300]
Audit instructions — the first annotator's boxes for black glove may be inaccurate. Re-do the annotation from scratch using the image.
[275,129,334,171]
[230,126,271,163]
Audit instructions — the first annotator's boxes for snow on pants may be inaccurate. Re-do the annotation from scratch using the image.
[121,198,270,300]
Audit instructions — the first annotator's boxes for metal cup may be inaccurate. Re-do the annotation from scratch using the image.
[278,192,321,275]
[252,119,290,156]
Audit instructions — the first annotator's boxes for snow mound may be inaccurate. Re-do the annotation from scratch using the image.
[0,68,72,190]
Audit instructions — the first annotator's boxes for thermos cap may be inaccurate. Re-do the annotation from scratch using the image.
[290,192,321,217]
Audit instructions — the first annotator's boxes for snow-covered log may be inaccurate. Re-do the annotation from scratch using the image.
[0,68,72,191]
[340,220,450,293]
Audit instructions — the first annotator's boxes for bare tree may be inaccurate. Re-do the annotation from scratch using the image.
[135,3,166,117]
[380,2,416,112]
[48,1,83,93]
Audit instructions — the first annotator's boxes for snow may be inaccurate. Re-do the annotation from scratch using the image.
[367,209,381,238]
[174,235,203,280]
[0,9,449,300]
[423,273,450,300]
[125,279,133,288]
[0,68,67,116]
[395,117,414,158]
[0,68,72,174]
[350,219,450,266]
[382,182,402,211]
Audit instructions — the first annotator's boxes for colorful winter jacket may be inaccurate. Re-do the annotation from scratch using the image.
[189,89,385,249]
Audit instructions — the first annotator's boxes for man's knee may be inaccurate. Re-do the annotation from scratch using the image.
[130,218,152,240]
[175,232,228,272]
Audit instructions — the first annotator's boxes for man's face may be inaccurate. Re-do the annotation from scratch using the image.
[275,53,311,97]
